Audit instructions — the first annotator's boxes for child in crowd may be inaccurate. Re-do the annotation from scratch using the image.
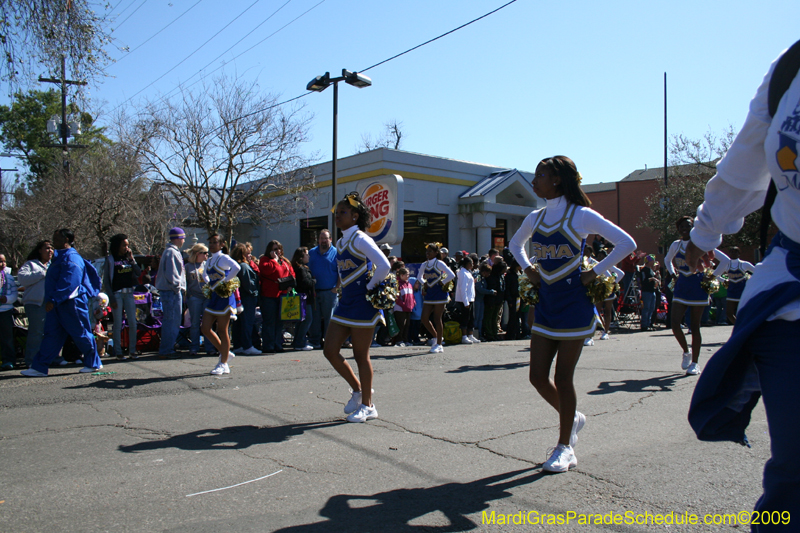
[455,256,480,344]
[408,271,424,345]
[92,292,112,358]
[392,267,415,347]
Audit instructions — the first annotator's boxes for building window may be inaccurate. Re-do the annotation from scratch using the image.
[403,210,448,263]
[299,216,329,248]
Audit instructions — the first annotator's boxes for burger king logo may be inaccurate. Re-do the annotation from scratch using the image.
[364,182,393,241]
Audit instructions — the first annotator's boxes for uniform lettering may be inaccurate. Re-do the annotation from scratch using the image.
[531,242,574,260]
[337,259,357,270]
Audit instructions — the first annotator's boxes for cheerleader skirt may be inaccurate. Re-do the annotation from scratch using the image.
[423,283,449,305]
[205,292,237,316]
[673,273,709,306]
[331,290,383,328]
[726,280,747,302]
[532,281,596,340]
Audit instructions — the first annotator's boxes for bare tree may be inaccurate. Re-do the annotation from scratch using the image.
[356,119,405,153]
[0,0,112,95]
[132,75,316,245]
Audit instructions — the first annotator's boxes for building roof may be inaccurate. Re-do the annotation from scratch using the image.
[582,182,616,193]
[458,168,530,199]
[621,161,718,182]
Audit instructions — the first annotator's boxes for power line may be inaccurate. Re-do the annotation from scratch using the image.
[114,0,205,63]
[113,0,149,32]
[108,0,137,19]
[360,0,519,73]
[113,0,263,110]
[158,0,325,100]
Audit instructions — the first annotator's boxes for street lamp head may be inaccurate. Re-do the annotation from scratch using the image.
[343,69,372,88]
[307,72,331,92]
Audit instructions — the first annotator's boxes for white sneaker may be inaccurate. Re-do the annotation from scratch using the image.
[429,343,440,354]
[686,362,701,375]
[344,389,362,414]
[542,444,577,473]
[583,338,594,346]
[232,347,245,354]
[434,344,444,353]
[21,368,48,377]
[79,365,103,373]
[346,404,378,423]
[210,362,230,375]
[600,332,609,340]
[461,335,473,344]
[681,352,692,370]
[395,342,405,347]
[570,411,586,448]
[468,335,481,344]
[243,346,261,355]
[299,345,314,351]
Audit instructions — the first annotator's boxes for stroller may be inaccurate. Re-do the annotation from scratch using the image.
[118,291,163,353]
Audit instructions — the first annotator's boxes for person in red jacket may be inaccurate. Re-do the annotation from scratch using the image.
[259,240,294,353]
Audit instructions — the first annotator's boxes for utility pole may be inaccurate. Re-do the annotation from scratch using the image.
[38,56,87,174]
[0,166,19,208]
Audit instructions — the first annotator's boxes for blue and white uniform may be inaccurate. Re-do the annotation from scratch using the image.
[510,197,635,341]
[715,258,756,302]
[331,226,391,328]
[421,258,455,305]
[665,241,728,306]
[204,251,240,316]
[687,42,800,523]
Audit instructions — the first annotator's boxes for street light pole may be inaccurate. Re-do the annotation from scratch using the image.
[307,69,372,233]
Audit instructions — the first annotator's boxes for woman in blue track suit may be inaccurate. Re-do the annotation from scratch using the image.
[323,192,391,423]
[686,40,800,530]
[509,156,635,474]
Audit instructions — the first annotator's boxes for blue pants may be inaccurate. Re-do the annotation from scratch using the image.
[236,295,258,350]
[112,291,137,355]
[260,296,283,352]
[746,320,800,530]
[30,297,101,374]
[641,291,657,329]
[309,290,338,346]
[24,304,47,367]
[293,297,313,349]
[159,290,182,355]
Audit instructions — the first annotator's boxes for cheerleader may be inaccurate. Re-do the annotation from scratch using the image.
[509,156,635,473]
[323,192,391,423]
[713,246,755,324]
[202,233,241,375]
[665,216,729,375]
[420,243,455,353]
[589,248,624,341]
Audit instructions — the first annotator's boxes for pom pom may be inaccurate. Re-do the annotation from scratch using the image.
[700,268,721,295]
[202,277,240,299]
[585,274,616,305]
[441,279,455,293]
[518,267,539,306]
[365,271,399,310]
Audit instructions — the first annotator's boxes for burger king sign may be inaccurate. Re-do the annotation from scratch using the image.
[358,174,404,245]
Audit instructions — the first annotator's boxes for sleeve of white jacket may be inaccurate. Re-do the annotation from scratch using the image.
[691,57,776,251]
[577,209,636,275]
[664,241,680,276]
[509,210,543,270]
[356,234,391,290]
[210,255,241,288]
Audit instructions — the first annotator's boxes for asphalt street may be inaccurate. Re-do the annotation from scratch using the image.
[0,324,770,532]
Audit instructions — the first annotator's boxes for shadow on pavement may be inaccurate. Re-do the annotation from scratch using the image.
[62,373,211,390]
[587,373,687,395]
[271,467,543,532]
[446,362,528,374]
[119,420,347,453]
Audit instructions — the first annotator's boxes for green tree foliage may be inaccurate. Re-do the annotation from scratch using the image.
[0,89,108,187]
[0,0,112,93]
[639,127,762,251]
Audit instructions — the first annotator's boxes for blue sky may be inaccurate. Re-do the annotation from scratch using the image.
[5,0,800,185]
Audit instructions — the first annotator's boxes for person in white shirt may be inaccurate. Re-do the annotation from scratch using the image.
[454,256,480,345]
[420,243,455,354]
[202,233,241,375]
[712,246,756,324]
[323,193,391,423]
[510,155,635,474]
[686,40,800,523]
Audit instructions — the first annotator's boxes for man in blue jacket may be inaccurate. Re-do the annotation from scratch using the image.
[21,229,103,376]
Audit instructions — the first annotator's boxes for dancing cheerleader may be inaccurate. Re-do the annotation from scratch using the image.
[203,233,241,375]
[665,216,729,375]
[323,192,391,423]
[509,155,635,473]
[420,242,455,353]
[713,246,755,324]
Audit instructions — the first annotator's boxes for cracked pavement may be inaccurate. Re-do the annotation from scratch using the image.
[0,325,768,532]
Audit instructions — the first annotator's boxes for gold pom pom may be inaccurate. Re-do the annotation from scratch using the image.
[585,275,616,305]
[518,268,539,306]
[202,277,241,299]
[365,272,399,310]
[700,268,721,295]
[441,279,455,293]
